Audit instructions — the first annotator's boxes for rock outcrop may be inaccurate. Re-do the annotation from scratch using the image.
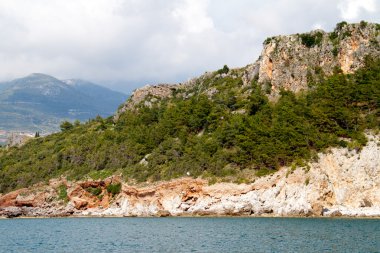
[116,22,380,114]
[1,134,379,218]
[257,22,380,99]
[115,72,214,118]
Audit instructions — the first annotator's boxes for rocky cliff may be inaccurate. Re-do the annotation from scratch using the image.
[257,22,380,99]
[117,22,380,114]
[1,133,379,218]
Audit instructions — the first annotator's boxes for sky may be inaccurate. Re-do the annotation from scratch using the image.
[0,0,379,93]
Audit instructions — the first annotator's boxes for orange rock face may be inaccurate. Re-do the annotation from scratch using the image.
[0,188,49,208]
[0,190,25,207]
[0,177,121,211]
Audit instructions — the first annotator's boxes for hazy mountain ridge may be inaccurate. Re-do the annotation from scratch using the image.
[0,73,128,133]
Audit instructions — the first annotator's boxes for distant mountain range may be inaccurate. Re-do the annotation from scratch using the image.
[0,73,128,133]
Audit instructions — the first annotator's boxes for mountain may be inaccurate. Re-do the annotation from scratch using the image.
[0,73,128,132]
[0,22,379,217]
[62,79,128,109]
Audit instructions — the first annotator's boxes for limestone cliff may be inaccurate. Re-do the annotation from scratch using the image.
[1,134,379,218]
[257,22,380,98]
[116,22,380,114]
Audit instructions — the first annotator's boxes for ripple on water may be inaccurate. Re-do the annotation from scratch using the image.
[0,217,379,253]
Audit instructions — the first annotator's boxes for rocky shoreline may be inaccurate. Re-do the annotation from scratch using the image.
[1,134,379,219]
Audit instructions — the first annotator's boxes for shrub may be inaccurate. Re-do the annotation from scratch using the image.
[74,120,81,127]
[217,65,229,75]
[338,140,348,148]
[58,185,68,202]
[264,37,274,45]
[300,32,323,48]
[341,30,352,40]
[86,186,102,196]
[329,32,338,41]
[360,21,368,29]
[60,121,73,132]
[106,183,122,196]
[335,21,348,31]
[332,47,339,57]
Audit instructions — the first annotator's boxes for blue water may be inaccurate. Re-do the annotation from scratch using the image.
[0,217,379,253]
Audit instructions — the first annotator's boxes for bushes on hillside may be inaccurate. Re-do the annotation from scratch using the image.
[0,58,379,192]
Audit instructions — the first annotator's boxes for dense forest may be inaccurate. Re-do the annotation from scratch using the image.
[0,57,379,193]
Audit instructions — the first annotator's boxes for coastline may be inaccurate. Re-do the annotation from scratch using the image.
[1,134,379,220]
[2,213,380,219]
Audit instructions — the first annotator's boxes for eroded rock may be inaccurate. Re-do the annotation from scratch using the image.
[0,133,375,218]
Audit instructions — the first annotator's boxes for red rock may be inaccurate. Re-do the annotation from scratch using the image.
[71,197,88,209]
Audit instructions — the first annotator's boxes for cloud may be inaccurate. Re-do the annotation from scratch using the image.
[172,0,214,33]
[0,0,379,93]
[338,0,376,20]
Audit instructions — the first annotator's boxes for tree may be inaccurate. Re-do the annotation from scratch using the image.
[74,120,81,127]
[60,121,73,132]
[217,65,229,75]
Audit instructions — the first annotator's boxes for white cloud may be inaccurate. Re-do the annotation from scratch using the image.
[172,0,214,34]
[0,0,379,93]
[338,0,376,20]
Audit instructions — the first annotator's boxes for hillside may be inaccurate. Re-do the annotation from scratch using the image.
[0,22,379,194]
[0,74,128,133]
[1,134,379,217]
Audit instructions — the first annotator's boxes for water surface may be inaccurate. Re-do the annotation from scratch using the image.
[0,217,379,252]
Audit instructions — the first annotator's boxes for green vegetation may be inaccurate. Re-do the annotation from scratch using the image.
[217,65,230,75]
[87,170,114,180]
[255,168,275,177]
[60,121,74,132]
[58,185,68,202]
[329,32,338,41]
[332,46,339,57]
[299,32,323,48]
[335,21,348,31]
[106,183,121,196]
[328,22,357,57]
[0,58,379,193]
[86,186,102,196]
[360,20,368,29]
[264,37,275,45]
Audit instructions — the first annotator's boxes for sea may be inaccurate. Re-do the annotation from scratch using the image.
[0,217,379,253]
